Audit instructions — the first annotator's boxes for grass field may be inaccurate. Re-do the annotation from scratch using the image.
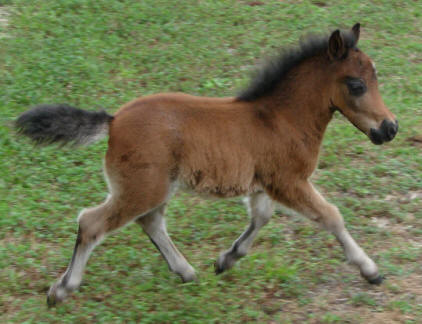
[1,0,422,323]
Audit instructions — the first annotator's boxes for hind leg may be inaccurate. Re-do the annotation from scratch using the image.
[47,167,170,306]
[136,205,196,282]
[47,195,114,306]
[215,192,274,274]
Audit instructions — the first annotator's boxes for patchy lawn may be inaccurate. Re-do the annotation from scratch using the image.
[1,0,421,323]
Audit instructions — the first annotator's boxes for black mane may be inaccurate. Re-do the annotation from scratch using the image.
[237,29,358,101]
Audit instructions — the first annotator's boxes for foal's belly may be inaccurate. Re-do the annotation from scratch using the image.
[177,167,261,198]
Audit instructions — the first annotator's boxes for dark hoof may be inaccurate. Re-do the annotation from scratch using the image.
[214,261,225,275]
[46,281,69,307]
[46,294,57,308]
[366,274,385,285]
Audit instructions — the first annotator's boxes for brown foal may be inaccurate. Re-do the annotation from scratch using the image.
[16,23,398,306]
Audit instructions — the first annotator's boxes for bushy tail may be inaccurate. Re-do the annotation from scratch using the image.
[16,104,114,146]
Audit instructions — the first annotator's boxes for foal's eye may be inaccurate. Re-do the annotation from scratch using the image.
[345,78,367,96]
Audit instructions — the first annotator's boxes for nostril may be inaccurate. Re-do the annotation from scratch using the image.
[388,126,395,138]
[380,119,398,142]
[380,120,395,141]
[387,122,397,139]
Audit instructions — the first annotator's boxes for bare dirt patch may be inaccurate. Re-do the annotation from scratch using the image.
[273,272,422,323]
[407,135,422,148]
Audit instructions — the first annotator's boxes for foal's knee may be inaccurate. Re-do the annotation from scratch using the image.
[319,203,345,234]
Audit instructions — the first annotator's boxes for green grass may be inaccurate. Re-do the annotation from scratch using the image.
[1,0,422,323]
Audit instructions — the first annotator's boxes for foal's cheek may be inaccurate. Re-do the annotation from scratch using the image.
[344,93,376,122]
[344,102,359,115]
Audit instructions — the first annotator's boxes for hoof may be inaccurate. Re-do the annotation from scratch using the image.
[367,274,385,285]
[180,268,197,283]
[215,251,239,275]
[46,294,57,308]
[214,261,225,275]
[46,281,70,307]
[362,272,385,285]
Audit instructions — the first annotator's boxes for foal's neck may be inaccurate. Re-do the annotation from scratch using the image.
[259,57,334,146]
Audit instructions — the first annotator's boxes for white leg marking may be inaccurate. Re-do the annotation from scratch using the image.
[289,182,380,281]
[66,237,103,289]
[140,207,196,282]
[216,192,274,272]
[48,233,104,305]
[237,192,274,255]
[335,229,378,278]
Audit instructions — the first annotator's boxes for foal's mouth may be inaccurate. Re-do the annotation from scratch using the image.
[369,119,399,145]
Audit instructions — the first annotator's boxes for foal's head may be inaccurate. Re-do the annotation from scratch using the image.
[328,23,398,145]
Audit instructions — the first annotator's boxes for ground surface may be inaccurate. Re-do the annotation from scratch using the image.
[1,0,421,323]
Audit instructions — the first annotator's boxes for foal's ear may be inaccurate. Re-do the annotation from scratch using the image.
[328,29,346,60]
[352,23,360,43]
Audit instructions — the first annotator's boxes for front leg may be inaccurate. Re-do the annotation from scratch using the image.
[215,192,274,274]
[273,180,383,284]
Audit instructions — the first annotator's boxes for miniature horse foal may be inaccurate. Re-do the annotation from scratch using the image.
[16,24,398,305]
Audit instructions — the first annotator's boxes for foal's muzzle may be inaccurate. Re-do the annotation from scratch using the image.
[369,119,398,145]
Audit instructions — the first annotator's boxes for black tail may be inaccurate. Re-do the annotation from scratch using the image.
[16,104,114,146]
